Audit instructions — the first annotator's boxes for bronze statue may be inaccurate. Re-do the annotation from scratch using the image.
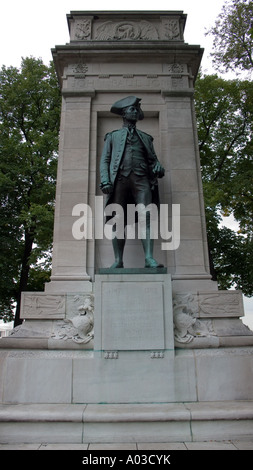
[100,96,165,268]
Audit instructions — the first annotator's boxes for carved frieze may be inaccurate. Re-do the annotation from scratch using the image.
[198,292,244,317]
[173,290,244,319]
[95,20,159,40]
[70,17,183,42]
[21,292,65,319]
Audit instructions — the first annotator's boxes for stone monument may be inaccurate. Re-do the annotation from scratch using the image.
[0,11,253,444]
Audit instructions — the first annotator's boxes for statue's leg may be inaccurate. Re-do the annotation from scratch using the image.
[110,227,125,268]
[108,175,127,269]
[133,176,163,268]
[140,219,164,268]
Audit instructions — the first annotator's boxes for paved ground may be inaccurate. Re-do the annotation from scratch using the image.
[0,440,252,450]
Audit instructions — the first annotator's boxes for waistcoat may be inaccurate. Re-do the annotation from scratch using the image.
[119,128,148,177]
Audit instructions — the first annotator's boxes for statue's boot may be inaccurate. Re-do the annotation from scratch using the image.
[141,233,164,268]
[110,236,125,268]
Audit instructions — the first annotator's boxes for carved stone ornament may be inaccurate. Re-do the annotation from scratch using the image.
[198,292,243,317]
[21,293,65,319]
[95,20,159,40]
[150,351,164,359]
[167,63,184,74]
[74,20,92,40]
[162,20,181,40]
[173,290,244,319]
[71,17,184,42]
[72,63,88,75]
[173,294,216,344]
[51,294,94,344]
[104,351,118,359]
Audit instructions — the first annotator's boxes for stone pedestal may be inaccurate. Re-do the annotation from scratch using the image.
[83,273,175,403]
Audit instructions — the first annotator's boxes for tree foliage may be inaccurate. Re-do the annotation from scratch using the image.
[0,57,61,323]
[207,0,253,73]
[195,73,253,295]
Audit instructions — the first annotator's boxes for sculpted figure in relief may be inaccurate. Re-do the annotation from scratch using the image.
[51,295,94,344]
[173,294,216,343]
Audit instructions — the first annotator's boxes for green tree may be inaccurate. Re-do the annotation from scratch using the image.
[195,73,253,295]
[0,57,61,325]
[207,0,253,73]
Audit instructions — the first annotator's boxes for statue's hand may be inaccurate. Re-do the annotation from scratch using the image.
[153,162,165,178]
[100,182,113,194]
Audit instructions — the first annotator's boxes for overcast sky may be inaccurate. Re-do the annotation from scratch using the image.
[1,0,252,327]
[1,0,226,70]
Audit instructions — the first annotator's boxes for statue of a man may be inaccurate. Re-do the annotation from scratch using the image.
[100,96,165,268]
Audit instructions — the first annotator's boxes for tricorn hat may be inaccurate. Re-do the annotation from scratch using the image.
[110,96,144,120]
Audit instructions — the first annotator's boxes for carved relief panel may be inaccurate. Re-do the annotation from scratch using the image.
[69,15,185,42]
[173,291,244,320]
[173,290,248,345]
[21,292,66,319]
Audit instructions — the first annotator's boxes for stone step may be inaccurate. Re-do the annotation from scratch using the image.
[0,401,253,444]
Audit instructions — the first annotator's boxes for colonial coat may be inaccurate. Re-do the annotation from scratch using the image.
[100,127,161,208]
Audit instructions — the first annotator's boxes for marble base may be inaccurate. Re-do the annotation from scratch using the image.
[1,347,253,405]
[1,401,253,444]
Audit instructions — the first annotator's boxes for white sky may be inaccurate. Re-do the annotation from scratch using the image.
[0,0,226,70]
[1,0,252,328]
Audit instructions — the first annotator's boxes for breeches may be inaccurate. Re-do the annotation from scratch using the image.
[107,172,155,238]
[114,172,152,207]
